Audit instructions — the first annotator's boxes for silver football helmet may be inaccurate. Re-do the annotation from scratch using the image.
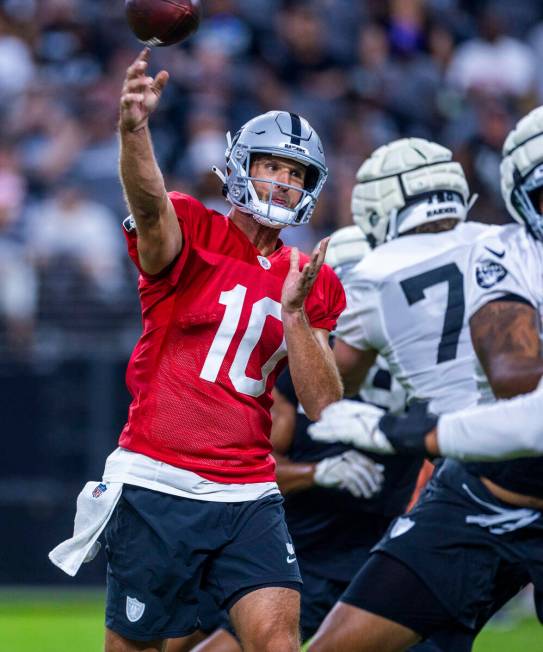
[501,106,543,241]
[351,138,472,246]
[213,111,327,228]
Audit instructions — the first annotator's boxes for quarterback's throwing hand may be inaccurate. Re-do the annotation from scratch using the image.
[308,400,395,454]
[281,238,329,314]
[120,48,169,132]
[314,450,384,499]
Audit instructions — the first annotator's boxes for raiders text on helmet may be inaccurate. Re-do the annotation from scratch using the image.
[351,138,471,246]
[501,106,543,241]
[214,111,327,228]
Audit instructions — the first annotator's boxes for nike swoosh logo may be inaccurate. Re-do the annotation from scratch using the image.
[286,556,297,564]
[484,246,505,258]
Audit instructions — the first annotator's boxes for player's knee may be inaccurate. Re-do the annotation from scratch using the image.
[307,636,333,652]
[260,633,299,652]
[248,624,299,652]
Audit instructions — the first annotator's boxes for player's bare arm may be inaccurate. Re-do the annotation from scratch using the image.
[282,240,343,421]
[119,48,181,275]
[270,388,317,493]
[470,300,543,398]
[333,339,377,397]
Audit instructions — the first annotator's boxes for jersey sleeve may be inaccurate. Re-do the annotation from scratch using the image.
[438,377,543,461]
[334,271,382,351]
[467,226,539,319]
[122,192,198,286]
[304,263,346,332]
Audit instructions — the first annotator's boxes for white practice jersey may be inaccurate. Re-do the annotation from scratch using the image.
[359,356,407,414]
[336,222,499,415]
[467,223,543,402]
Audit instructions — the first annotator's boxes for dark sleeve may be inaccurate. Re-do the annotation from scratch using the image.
[275,367,298,408]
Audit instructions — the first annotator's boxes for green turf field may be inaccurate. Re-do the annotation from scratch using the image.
[1,588,541,652]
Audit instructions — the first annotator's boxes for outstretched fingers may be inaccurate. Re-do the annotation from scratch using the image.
[152,70,169,95]
[289,246,300,273]
[126,48,150,79]
[301,237,329,287]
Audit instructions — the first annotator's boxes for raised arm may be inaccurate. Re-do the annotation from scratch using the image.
[281,240,342,420]
[119,48,181,275]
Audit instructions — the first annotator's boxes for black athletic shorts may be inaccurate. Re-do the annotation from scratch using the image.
[104,486,302,641]
[344,460,543,636]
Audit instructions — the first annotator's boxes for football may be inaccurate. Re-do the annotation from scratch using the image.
[125,0,201,47]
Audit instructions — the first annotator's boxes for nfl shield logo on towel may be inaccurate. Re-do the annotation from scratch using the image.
[126,596,145,622]
[92,483,107,498]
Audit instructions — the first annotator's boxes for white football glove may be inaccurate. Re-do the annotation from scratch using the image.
[308,400,395,454]
[313,450,384,499]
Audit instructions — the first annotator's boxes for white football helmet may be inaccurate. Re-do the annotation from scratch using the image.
[501,106,543,241]
[351,138,472,246]
[213,111,327,229]
[324,225,372,280]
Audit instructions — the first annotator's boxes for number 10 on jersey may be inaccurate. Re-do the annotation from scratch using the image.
[200,284,286,397]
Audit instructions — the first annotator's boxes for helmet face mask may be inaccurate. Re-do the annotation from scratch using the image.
[217,111,327,229]
[351,138,471,246]
[501,106,543,242]
[509,165,543,241]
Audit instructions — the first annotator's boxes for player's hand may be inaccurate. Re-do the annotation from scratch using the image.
[308,400,395,453]
[281,238,329,314]
[314,450,384,499]
[378,401,439,456]
[120,48,169,132]
[309,399,439,457]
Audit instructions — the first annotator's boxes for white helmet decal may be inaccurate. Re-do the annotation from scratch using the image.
[501,106,543,241]
[351,138,471,246]
[213,111,327,229]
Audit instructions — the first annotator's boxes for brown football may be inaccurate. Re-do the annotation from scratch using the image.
[125,0,201,47]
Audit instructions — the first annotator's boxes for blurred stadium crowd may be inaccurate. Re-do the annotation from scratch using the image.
[2,0,543,358]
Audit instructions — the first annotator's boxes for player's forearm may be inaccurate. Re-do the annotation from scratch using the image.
[436,385,543,460]
[334,340,377,397]
[119,123,169,225]
[283,311,342,421]
[484,354,543,399]
[273,453,316,494]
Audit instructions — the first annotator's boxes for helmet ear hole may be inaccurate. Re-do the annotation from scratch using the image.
[305,165,319,192]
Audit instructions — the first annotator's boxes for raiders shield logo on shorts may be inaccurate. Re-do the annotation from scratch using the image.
[126,595,145,622]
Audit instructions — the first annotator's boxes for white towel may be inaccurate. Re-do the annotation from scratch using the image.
[48,480,123,577]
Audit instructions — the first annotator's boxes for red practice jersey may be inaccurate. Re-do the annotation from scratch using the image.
[119,193,346,483]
